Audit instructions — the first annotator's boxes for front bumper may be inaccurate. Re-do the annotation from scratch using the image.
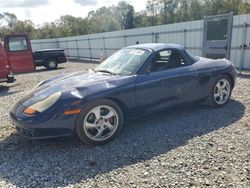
[10,103,76,140]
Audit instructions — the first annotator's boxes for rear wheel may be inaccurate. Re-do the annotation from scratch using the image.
[207,75,232,107]
[76,99,124,145]
[45,58,58,70]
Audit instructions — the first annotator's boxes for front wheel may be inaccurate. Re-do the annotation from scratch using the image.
[45,58,58,70]
[76,99,124,145]
[207,75,232,107]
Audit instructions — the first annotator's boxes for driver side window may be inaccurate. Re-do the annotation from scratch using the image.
[149,49,187,73]
[8,37,29,52]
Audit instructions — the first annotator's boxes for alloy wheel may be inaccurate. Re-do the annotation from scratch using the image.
[83,105,119,141]
[213,79,231,105]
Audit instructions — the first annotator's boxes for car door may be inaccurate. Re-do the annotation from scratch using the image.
[4,34,35,74]
[0,43,8,81]
[135,49,198,115]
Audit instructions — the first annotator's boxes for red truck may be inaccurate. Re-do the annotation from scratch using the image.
[0,34,67,84]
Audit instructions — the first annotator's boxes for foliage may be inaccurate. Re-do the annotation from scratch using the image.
[87,6,120,33]
[116,1,135,29]
[0,0,250,39]
[1,12,17,30]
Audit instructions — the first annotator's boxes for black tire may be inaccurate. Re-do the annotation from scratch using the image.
[206,74,232,107]
[76,99,124,145]
[45,58,58,70]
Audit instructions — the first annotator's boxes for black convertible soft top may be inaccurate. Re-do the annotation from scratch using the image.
[127,43,200,64]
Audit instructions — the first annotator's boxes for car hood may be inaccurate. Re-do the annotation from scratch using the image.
[41,70,116,88]
[20,70,129,106]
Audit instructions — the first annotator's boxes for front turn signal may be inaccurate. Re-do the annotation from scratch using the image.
[23,107,39,115]
[64,109,81,115]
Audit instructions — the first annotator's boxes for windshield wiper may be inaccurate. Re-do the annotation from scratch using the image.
[96,70,116,75]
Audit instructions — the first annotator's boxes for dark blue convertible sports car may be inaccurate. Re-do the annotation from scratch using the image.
[10,43,237,145]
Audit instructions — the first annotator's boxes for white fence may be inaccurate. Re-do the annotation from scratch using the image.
[31,14,250,69]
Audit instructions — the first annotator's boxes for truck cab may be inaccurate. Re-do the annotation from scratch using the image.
[0,34,35,83]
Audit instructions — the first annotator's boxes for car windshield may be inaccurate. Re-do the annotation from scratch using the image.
[94,48,151,75]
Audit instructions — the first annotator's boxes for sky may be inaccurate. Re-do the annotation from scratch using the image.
[0,0,147,26]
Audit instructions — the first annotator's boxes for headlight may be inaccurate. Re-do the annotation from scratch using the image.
[23,92,62,115]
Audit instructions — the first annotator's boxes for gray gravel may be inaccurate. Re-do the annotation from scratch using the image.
[0,62,249,188]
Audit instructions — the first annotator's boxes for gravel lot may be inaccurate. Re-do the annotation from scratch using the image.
[0,62,249,188]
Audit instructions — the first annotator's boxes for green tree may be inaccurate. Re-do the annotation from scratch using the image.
[238,0,250,14]
[189,0,204,20]
[13,20,34,34]
[160,0,178,24]
[116,1,135,29]
[134,11,151,28]
[1,12,17,30]
[56,15,89,36]
[124,5,134,29]
[146,0,161,25]
[88,6,120,33]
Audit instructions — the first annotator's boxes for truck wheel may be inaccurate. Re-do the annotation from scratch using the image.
[45,58,58,70]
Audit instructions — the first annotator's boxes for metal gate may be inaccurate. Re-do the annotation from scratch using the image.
[202,13,233,59]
